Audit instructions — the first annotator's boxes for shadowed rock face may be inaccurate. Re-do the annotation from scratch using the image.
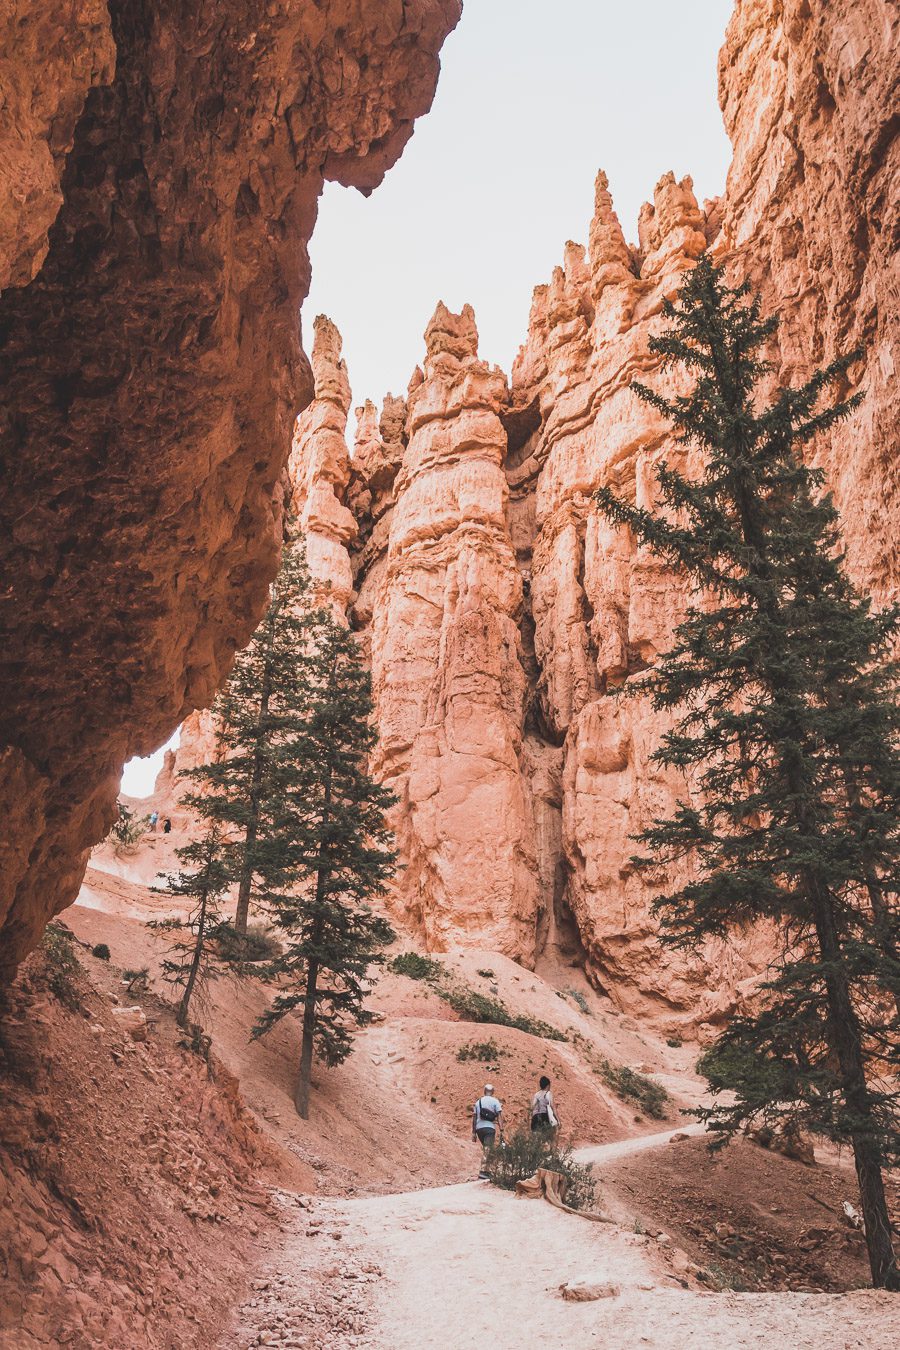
[0,0,461,980]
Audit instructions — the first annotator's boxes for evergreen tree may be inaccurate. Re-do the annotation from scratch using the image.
[253,610,396,1118]
[594,255,900,1290]
[183,542,318,938]
[153,824,231,1029]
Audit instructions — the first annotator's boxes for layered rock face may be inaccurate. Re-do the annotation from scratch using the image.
[286,179,772,1023]
[288,315,357,614]
[719,0,899,599]
[281,0,896,1025]
[297,305,542,957]
[0,0,461,980]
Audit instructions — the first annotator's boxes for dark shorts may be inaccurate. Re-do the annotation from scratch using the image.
[531,1112,551,1132]
[476,1126,496,1148]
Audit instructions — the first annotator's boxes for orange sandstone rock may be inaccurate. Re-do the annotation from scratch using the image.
[0,0,462,981]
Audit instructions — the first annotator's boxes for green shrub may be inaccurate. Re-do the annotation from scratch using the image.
[597,1060,669,1119]
[390,951,566,1042]
[122,967,149,995]
[484,1129,597,1211]
[109,806,147,851]
[564,988,591,1016]
[41,926,82,1011]
[91,943,111,961]
[476,968,495,980]
[666,1037,683,1048]
[441,983,566,1041]
[388,951,445,982]
[211,921,280,964]
[457,1038,505,1063]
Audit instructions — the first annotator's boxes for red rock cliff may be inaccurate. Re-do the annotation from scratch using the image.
[283,0,896,1029]
[0,0,461,981]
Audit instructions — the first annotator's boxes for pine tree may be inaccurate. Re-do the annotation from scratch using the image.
[183,542,318,939]
[253,610,396,1119]
[153,824,231,1029]
[594,255,900,1290]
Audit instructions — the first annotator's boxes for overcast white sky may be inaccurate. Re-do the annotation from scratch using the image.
[306,0,734,416]
[122,0,733,797]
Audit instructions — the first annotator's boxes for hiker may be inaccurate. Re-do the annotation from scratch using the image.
[472,1083,503,1176]
[148,810,159,831]
[531,1075,559,1133]
[162,817,172,834]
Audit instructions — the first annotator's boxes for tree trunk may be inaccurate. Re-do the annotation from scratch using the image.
[809,879,899,1289]
[234,633,276,938]
[737,457,899,1290]
[233,820,257,938]
[177,883,210,1030]
[295,940,320,1119]
[295,748,333,1118]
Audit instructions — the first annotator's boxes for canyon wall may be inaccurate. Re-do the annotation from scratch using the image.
[0,0,461,980]
[719,0,899,598]
[280,0,897,1028]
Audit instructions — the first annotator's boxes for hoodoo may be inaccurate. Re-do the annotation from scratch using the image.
[2,0,898,1341]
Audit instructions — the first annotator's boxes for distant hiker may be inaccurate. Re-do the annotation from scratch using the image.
[531,1076,559,1133]
[148,811,159,831]
[162,817,172,834]
[472,1083,503,1176]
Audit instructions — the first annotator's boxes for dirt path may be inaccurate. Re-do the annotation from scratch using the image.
[221,1129,897,1349]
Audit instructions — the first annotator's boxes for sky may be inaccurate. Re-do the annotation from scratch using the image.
[121,0,732,798]
[305,0,734,420]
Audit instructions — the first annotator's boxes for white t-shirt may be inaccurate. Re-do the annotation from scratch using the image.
[531,1089,554,1118]
[473,1095,502,1130]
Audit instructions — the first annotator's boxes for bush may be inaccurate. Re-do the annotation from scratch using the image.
[108,806,147,851]
[667,1037,683,1048]
[564,988,591,1016]
[390,951,566,1042]
[91,943,111,961]
[441,983,567,1042]
[598,1060,669,1119]
[41,926,82,1011]
[122,967,149,995]
[212,921,280,964]
[484,1129,597,1211]
[476,968,495,980]
[388,951,445,981]
[457,1038,505,1063]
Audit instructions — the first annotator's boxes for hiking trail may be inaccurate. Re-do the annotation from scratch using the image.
[221,1127,895,1350]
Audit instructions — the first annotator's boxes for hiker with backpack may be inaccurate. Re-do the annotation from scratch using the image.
[530,1076,560,1133]
[472,1083,503,1178]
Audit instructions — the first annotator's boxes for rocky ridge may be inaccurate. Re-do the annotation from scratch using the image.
[0,0,462,981]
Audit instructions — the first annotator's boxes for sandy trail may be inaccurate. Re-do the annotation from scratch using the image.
[223,1128,897,1350]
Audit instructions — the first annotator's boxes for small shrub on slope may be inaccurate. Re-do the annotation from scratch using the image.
[599,1060,669,1119]
[41,925,82,1011]
[457,1039,505,1063]
[212,921,280,964]
[388,951,445,981]
[564,987,591,1015]
[441,984,567,1041]
[390,951,567,1041]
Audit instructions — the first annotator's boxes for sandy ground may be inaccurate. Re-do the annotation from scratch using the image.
[55,828,899,1348]
[222,1128,899,1350]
